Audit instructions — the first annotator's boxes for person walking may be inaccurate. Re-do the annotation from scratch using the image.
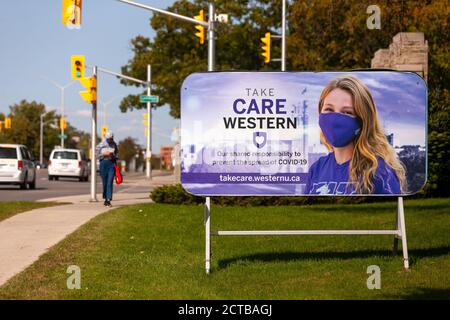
[95,131,119,207]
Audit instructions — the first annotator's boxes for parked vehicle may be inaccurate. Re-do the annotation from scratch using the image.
[0,144,37,189]
[48,148,89,182]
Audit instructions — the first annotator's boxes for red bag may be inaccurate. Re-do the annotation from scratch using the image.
[114,164,123,184]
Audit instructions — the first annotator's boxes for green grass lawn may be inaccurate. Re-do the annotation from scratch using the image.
[0,198,449,299]
[0,201,61,222]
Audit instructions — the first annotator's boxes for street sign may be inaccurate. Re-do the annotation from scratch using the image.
[140,95,159,103]
[58,134,68,139]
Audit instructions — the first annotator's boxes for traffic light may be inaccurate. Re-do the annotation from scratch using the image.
[60,117,67,129]
[194,10,205,45]
[261,32,271,64]
[71,55,85,80]
[101,125,108,138]
[4,117,12,129]
[79,76,97,104]
[143,113,148,126]
[62,0,82,27]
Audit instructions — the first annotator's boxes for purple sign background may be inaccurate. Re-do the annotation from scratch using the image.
[180,71,427,196]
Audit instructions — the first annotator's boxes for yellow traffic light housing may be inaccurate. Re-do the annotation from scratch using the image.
[71,55,85,80]
[194,10,205,45]
[101,125,108,138]
[60,117,67,129]
[4,117,12,129]
[143,113,148,126]
[79,76,97,104]
[261,32,271,64]
[62,0,82,27]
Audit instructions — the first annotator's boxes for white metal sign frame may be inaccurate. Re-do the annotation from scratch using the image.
[204,196,409,274]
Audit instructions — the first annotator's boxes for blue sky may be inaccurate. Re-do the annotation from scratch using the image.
[0,0,178,152]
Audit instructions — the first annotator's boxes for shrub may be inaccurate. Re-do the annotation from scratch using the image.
[149,184,404,206]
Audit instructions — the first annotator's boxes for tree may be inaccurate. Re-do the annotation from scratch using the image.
[0,100,58,159]
[120,0,449,195]
[0,100,93,162]
[119,0,284,118]
[118,137,143,171]
[288,0,449,196]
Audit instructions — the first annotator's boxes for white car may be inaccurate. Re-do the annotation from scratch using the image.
[0,144,37,189]
[48,148,89,182]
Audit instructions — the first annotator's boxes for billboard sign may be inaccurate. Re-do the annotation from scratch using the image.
[180,71,427,196]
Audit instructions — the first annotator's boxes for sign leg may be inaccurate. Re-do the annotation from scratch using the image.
[398,197,409,270]
[205,196,211,274]
[393,200,400,255]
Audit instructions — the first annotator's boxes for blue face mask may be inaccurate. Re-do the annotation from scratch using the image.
[319,112,361,148]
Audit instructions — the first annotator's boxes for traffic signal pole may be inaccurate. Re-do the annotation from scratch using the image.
[281,0,286,71]
[208,3,215,72]
[61,88,65,147]
[205,3,215,274]
[84,63,150,179]
[116,0,216,182]
[90,66,98,202]
[117,0,209,27]
[146,64,152,179]
[79,61,147,200]
[116,0,217,274]
[262,0,287,70]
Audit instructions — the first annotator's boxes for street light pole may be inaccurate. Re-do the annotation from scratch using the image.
[40,114,44,165]
[101,96,122,127]
[39,109,57,166]
[42,78,76,148]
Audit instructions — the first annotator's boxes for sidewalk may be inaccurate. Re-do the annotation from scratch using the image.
[0,171,175,287]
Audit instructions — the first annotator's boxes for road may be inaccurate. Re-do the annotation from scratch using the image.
[0,169,155,201]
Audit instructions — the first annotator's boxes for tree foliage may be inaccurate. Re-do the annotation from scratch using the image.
[118,136,144,171]
[120,0,449,195]
[0,100,92,162]
[119,0,283,118]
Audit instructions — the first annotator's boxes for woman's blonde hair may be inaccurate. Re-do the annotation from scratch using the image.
[318,75,406,193]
